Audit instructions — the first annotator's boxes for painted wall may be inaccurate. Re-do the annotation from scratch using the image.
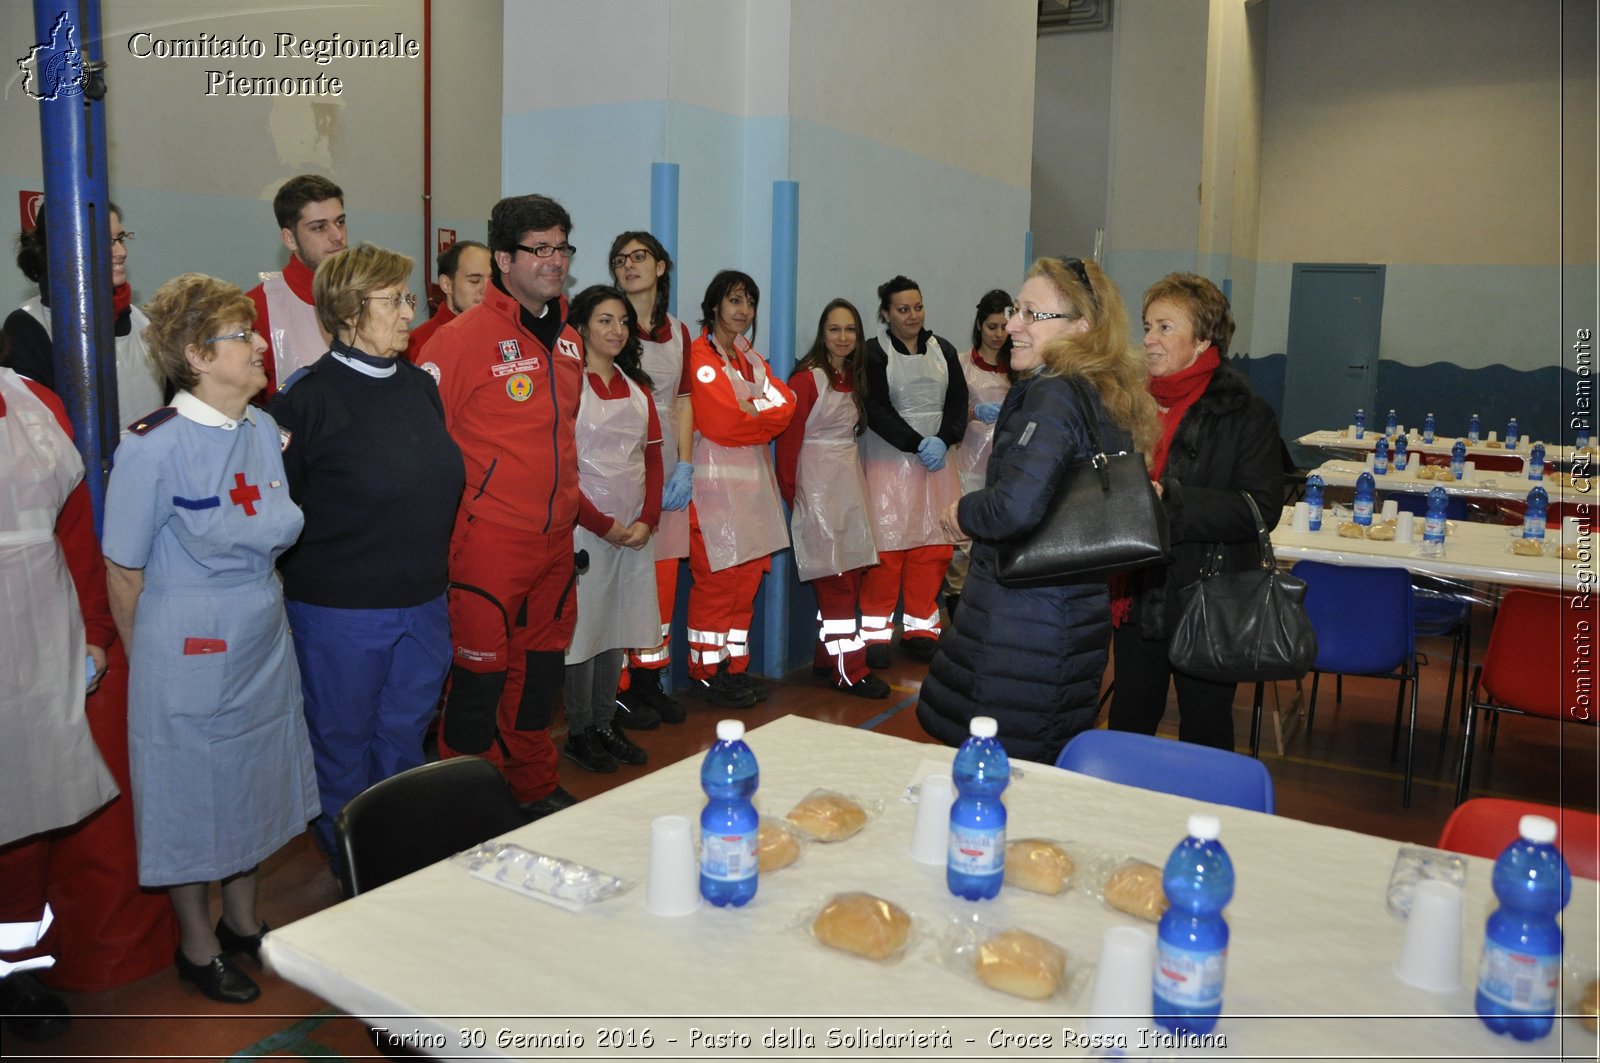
[2,1,437,311]
[428,0,505,268]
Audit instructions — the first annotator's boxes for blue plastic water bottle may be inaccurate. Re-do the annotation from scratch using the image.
[1506,417,1520,450]
[1373,437,1389,476]
[1451,440,1467,481]
[948,716,1008,901]
[1469,412,1481,444]
[1419,486,1449,559]
[1522,486,1548,542]
[1153,814,1233,1037]
[1354,408,1366,440]
[1423,412,1436,443]
[1353,471,1375,526]
[699,719,759,907]
[1385,408,1397,437]
[1393,433,1409,472]
[1304,474,1324,531]
[1527,442,1545,481]
[1476,815,1571,1041]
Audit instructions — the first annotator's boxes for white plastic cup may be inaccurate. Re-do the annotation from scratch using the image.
[1564,516,1582,542]
[1381,499,1400,521]
[1395,516,1416,543]
[1393,879,1464,991]
[1292,501,1311,532]
[1487,431,1498,443]
[1347,424,1360,437]
[909,774,953,865]
[1463,461,1476,481]
[643,815,701,916]
[1086,925,1156,1044]
[1365,455,1376,472]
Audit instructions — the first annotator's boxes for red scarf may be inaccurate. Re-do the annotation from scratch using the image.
[283,254,316,303]
[1110,345,1220,628]
[1147,345,1220,478]
[112,282,131,318]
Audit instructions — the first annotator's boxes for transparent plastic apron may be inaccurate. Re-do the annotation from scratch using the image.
[859,333,962,551]
[638,317,690,562]
[691,340,790,572]
[568,376,660,662]
[955,349,1012,495]
[0,370,116,846]
[261,272,330,386]
[791,368,878,582]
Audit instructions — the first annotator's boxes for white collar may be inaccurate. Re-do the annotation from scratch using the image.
[331,351,397,378]
[174,390,256,431]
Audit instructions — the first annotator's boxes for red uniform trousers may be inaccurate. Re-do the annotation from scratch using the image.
[437,513,577,804]
[860,544,953,649]
[626,557,679,673]
[686,506,768,680]
[811,568,870,686]
[0,643,176,991]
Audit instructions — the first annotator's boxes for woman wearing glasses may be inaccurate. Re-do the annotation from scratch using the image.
[268,244,464,862]
[104,274,318,1004]
[1107,273,1282,750]
[944,288,1014,616]
[4,203,163,435]
[916,258,1158,763]
[859,275,967,666]
[608,232,692,729]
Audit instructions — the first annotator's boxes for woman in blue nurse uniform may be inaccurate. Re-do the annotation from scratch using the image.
[104,274,318,1006]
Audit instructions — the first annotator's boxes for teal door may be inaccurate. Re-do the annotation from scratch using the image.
[1280,264,1386,443]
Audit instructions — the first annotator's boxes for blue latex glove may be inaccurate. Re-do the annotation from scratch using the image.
[973,401,1002,424]
[662,461,694,511]
[916,436,948,471]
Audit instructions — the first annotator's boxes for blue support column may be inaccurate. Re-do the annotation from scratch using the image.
[33,0,115,532]
[761,180,800,679]
[1024,229,1034,272]
[650,162,680,318]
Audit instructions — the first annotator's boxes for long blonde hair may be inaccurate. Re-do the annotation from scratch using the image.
[1028,257,1159,454]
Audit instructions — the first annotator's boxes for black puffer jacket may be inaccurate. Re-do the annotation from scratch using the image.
[1131,362,1284,639]
[918,371,1130,763]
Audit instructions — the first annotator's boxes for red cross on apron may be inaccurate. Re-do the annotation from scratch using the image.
[229,472,261,516]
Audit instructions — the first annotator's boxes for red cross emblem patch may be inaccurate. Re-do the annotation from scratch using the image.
[229,473,261,516]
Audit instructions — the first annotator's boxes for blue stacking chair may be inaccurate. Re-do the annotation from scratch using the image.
[1054,729,1275,814]
[1386,493,1475,747]
[1292,560,1423,806]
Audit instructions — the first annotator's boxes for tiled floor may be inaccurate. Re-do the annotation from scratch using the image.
[10,620,1596,1061]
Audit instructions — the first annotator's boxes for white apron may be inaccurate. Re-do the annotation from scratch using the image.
[567,374,661,662]
[791,368,878,582]
[954,348,1013,495]
[20,298,163,434]
[0,369,117,847]
[638,316,689,561]
[859,333,962,551]
[260,272,329,387]
[692,339,791,572]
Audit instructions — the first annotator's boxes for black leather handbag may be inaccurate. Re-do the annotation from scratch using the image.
[1168,493,1317,683]
[994,377,1171,586]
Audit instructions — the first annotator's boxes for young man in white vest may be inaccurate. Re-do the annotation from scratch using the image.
[247,174,347,396]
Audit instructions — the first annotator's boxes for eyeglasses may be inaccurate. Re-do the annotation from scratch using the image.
[1003,305,1071,325]
[515,242,576,259]
[110,231,134,246]
[204,329,254,345]
[610,248,653,269]
[365,292,418,310]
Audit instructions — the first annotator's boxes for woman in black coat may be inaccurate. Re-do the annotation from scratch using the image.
[917,258,1159,763]
[1107,272,1284,750]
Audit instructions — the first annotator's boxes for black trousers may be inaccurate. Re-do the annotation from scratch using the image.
[1108,624,1238,750]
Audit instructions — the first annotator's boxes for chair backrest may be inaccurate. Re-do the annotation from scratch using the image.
[1291,560,1415,675]
[1438,797,1600,880]
[1054,729,1275,814]
[1478,589,1590,721]
[334,757,526,898]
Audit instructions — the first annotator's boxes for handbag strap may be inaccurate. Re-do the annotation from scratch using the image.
[1200,493,1276,577]
[1063,376,1111,490]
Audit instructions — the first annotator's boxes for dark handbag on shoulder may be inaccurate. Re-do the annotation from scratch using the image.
[994,377,1171,587]
[1168,492,1317,683]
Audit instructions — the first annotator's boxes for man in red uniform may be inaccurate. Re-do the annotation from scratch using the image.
[246,174,347,397]
[408,239,491,363]
[427,195,584,818]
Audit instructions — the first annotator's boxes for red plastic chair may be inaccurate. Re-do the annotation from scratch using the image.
[1455,589,1599,803]
[1438,797,1600,880]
